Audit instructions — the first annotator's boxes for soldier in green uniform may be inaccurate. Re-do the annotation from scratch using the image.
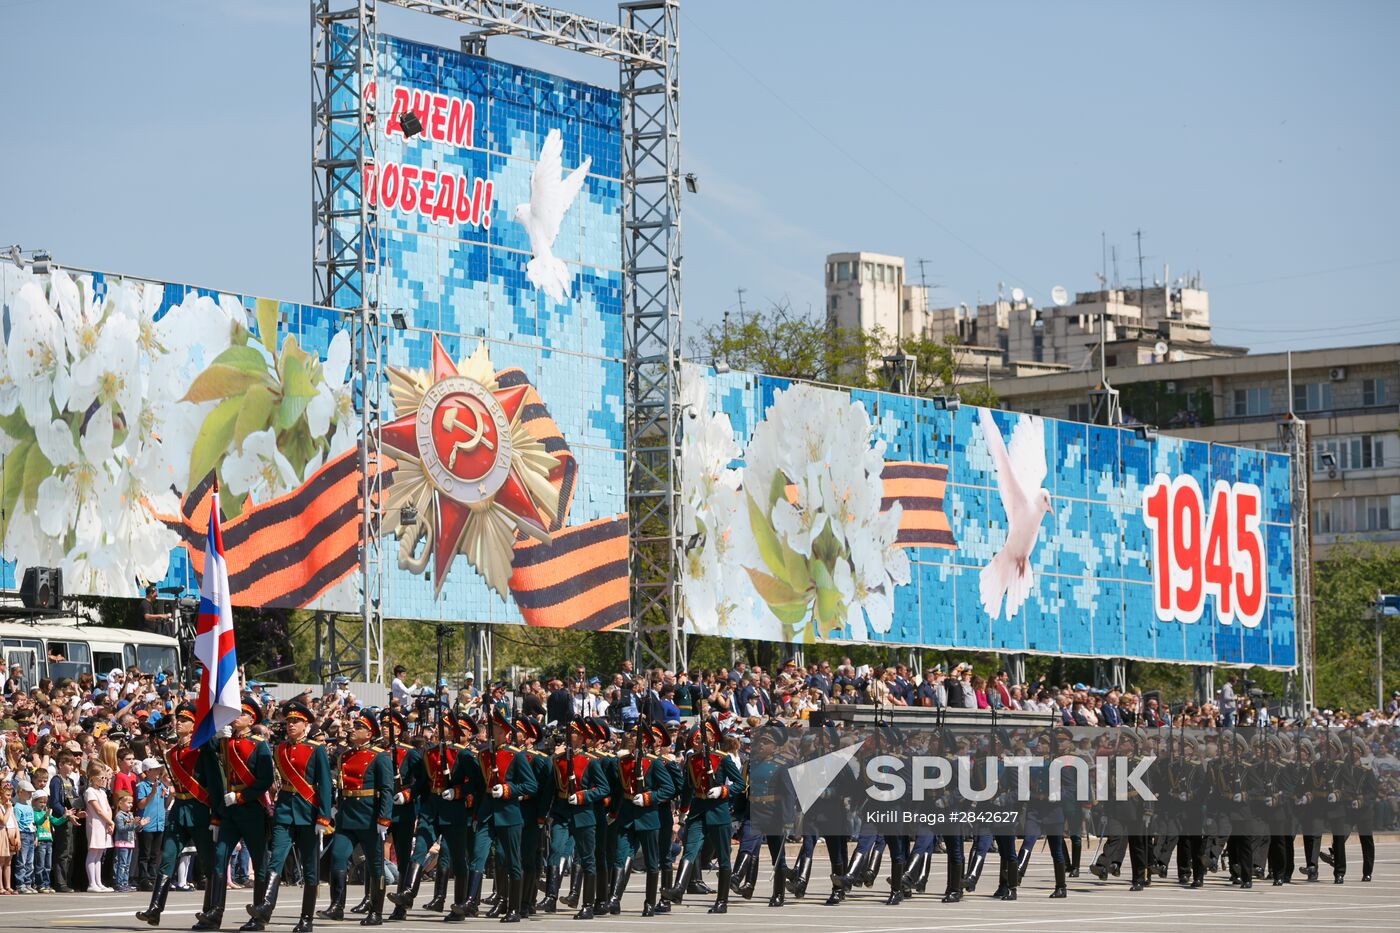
[666,719,743,914]
[611,721,677,916]
[514,716,554,919]
[382,710,425,921]
[244,701,332,933]
[135,703,223,927]
[204,697,274,932]
[320,708,394,925]
[477,706,539,923]
[443,711,489,921]
[538,718,590,914]
[586,719,621,916]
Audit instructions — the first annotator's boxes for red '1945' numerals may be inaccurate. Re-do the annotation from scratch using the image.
[1142,474,1265,627]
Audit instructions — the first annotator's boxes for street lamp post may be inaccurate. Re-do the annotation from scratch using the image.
[1376,594,1399,710]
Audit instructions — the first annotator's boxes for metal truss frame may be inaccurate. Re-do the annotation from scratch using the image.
[1278,413,1315,712]
[313,0,683,678]
[312,0,384,682]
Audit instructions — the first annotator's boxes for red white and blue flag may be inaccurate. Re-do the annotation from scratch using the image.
[192,502,240,748]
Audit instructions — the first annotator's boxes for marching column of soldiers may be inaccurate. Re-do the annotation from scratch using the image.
[134,697,1385,929]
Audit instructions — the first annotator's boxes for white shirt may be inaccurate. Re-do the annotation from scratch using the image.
[391,676,418,707]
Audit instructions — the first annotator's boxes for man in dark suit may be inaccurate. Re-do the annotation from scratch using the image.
[546,680,574,727]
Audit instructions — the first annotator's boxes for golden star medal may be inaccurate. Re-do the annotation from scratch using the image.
[380,336,559,596]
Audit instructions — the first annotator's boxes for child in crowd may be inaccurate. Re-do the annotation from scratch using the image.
[13,781,35,894]
[0,781,16,894]
[33,790,55,894]
[112,790,139,893]
[83,762,114,893]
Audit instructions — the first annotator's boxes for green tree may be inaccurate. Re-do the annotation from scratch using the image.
[1310,540,1400,711]
[690,302,997,406]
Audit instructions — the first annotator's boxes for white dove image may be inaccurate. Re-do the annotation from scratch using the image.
[977,408,1054,620]
[513,128,591,304]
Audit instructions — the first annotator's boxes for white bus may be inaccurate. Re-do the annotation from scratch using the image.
[0,618,181,688]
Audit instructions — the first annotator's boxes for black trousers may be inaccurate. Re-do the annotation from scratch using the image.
[1127,836,1149,880]
[137,831,164,887]
[1178,835,1204,881]
[52,821,75,890]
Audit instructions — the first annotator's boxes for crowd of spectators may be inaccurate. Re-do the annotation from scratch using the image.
[0,652,1393,898]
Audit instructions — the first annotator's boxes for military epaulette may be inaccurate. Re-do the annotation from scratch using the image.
[307,740,323,746]
[251,735,267,742]
[371,745,385,753]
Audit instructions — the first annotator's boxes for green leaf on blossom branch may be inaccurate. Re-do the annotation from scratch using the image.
[278,426,320,483]
[219,483,248,521]
[210,344,272,376]
[255,298,281,358]
[273,356,316,432]
[234,384,278,450]
[0,440,32,542]
[810,558,842,635]
[0,409,31,441]
[746,490,790,581]
[188,396,242,491]
[744,567,812,629]
[21,443,51,512]
[181,364,269,404]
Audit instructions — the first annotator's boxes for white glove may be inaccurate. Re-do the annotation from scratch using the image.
[491,785,506,799]
[393,792,406,805]
[221,726,233,739]
[706,786,724,799]
[1327,793,1338,803]
[377,824,388,840]
[631,794,646,807]
[568,793,583,805]
[315,823,327,837]
[1232,793,1242,802]
[224,791,239,806]
[617,748,632,759]
[441,789,455,801]
[211,826,220,843]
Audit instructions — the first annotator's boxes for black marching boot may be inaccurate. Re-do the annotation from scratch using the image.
[445,872,476,921]
[573,874,595,921]
[900,853,926,893]
[860,847,883,888]
[1069,837,1082,877]
[1051,859,1067,898]
[317,871,349,921]
[835,851,865,893]
[239,874,270,932]
[641,871,660,917]
[485,873,507,919]
[388,861,421,918]
[246,872,282,925]
[788,854,812,897]
[825,847,848,905]
[654,863,672,912]
[537,862,563,913]
[351,878,373,914]
[769,865,786,907]
[664,860,693,904]
[964,851,986,893]
[917,852,933,893]
[998,859,1018,900]
[605,867,630,915]
[293,881,319,933]
[709,868,730,914]
[193,871,227,930]
[561,862,583,909]
[885,859,906,905]
[1017,848,1032,883]
[361,875,386,926]
[941,858,963,903]
[500,877,523,924]
[423,865,449,912]
[137,875,173,926]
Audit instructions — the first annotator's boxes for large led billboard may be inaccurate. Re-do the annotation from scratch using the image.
[354,33,628,629]
[681,364,1297,667]
[0,35,627,631]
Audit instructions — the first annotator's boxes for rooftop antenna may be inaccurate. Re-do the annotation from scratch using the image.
[1134,228,1147,294]
[735,286,747,317]
[1111,246,1120,288]
[1100,231,1107,292]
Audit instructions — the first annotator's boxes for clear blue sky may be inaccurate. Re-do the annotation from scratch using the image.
[2,0,1397,354]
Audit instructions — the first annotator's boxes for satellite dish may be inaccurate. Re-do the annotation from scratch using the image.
[1051,285,1068,306]
[1010,287,1025,303]
[1154,341,1169,358]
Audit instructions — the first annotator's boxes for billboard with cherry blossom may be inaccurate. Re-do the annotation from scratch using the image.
[680,363,1298,667]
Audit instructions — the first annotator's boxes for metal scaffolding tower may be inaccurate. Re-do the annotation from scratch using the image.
[1278,412,1315,713]
[312,0,384,682]
[312,0,683,679]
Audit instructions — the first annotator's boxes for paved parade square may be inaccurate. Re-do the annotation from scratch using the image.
[15,840,1399,933]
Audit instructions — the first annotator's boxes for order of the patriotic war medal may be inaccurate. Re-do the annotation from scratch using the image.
[381,336,559,598]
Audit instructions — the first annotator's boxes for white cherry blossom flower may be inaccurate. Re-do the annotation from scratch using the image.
[223,428,297,503]
[307,329,352,438]
[68,312,143,423]
[7,282,70,426]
